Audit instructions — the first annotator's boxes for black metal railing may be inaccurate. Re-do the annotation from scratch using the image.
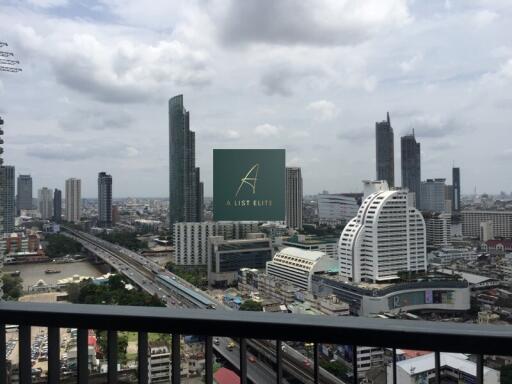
[1,301,512,384]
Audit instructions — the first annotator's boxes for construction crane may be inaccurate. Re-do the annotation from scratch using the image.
[0,42,22,73]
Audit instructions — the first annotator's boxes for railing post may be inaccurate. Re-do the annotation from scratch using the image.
[392,348,397,384]
[313,342,319,384]
[276,340,283,384]
[77,328,89,384]
[352,345,358,384]
[434,351,441,384]
[205,336,213,384]
[108,330,118,384]
[476,354,484,384]
[138,332,148,384]
[19,325,31,384]
[240,338,247,384]
[48,326,60,384]
[172,334,180,384]
[0,324,6,384]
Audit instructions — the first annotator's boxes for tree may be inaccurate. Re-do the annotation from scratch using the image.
[45,234,82,258]
[96,331,129,364]
[97,232,148,251]
[320,360,348,377]
[239,300,263,312]
[2,274,23,300]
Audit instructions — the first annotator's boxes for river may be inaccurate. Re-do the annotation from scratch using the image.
[3,261,104,290]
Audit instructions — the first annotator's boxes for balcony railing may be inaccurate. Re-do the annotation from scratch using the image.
[1,301,512,384]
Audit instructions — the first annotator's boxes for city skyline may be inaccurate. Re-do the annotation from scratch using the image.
[1,1,512,196]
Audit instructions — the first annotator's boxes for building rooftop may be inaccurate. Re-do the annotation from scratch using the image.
[277,247,326,262]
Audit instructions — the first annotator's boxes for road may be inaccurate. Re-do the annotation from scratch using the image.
[62,227,346,384]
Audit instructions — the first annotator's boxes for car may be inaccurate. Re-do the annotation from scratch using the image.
[303,358,311,368]
[248,355,256,363]
[227,341,235,351]
[213,338,220,345]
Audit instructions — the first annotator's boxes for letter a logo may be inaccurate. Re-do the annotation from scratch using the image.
[236,164,259,197]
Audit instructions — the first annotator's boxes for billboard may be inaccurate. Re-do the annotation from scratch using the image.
[213,149,285,221]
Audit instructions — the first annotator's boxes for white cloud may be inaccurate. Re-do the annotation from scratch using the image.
[307,100,339,121]
[255,124,281,137]
[400,53,423,73]
[472,9,499,27]
[26,0,68,8]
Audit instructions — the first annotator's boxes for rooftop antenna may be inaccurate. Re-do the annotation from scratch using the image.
[387,111,390,125]
[0,42,22,73]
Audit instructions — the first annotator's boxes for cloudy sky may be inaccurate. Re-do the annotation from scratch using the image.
[1,0,511,197]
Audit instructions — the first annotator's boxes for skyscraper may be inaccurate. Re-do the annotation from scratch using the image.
[285,167,303,230]
[65,178,81,223]
[98,172,112,227]
[376,112,395,187]
[0,165,15,233]
[53,188,62,223]
[452,167,461,223]
[169,95,203,227]
[401,132,421,208]
[338,187,426,283]
[38,187,53,220]
[16,174,33,215]
[420,179,447,213]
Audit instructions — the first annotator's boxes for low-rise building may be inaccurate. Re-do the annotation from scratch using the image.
[428,247,480,266]
[266,247,337,291]
[484,239,512,256]
[282,234,338,259]
[148,342,171,383]
[388,353,499,384]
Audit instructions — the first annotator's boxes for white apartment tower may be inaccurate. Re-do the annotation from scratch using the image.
[285,167,303,230]
[65,178,82,223]
[338,188,426,283]
[38,187,54,220]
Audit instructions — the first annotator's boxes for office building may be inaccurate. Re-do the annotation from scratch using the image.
[266,247,337,291]
[462,210,512,238]
[98,172,113,227]
[424,212,451,247]
[285,167,303,230]
[38,187,53,220]
[53,188,62,223]
[283,234,339,259]
[65,178,81,223]
[420,179,447,213]
[16,174,33,215]
[452,167,461,223]
[148,342,171,383]
[0,165,15,233]
[375,112,394,187]
[169,94,203,227]
[338,187,426,283]
[173,221,260,266]
[317,194,359,226]
[207,235,272,287]
[400,132,421,208]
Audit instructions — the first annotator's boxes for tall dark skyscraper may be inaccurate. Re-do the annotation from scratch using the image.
[0,165,15,233]
[452,167,461,223]
[376,112,395,187]
[401,132,421,208]
[285,167,303,230]
[169,95,204,228]
[53,188,62,223]
[98,172,113,227]
[17,174,33,215]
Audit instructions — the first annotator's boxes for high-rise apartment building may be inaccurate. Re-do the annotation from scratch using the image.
[98,172,113,227]
[38,187,53,220]
[169,95,203,227]
[65,178,81,223]
[317,194,359,226]
[338,187,426,283]
[53,188,62,223]
[452,167,461,223]
[424,212,451,246]
[401,132,421,208]
[285,167,303,230]
[0,165,15,233]
[375,112,394,187]
[420,179,447,213]
[462,211,512,239]
[16,174,33,215]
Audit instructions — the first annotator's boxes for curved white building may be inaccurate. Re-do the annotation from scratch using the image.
[338,189,426,283]
[266,247,337,290]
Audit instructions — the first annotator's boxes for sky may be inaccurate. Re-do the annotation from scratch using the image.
[0,0,511,197]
